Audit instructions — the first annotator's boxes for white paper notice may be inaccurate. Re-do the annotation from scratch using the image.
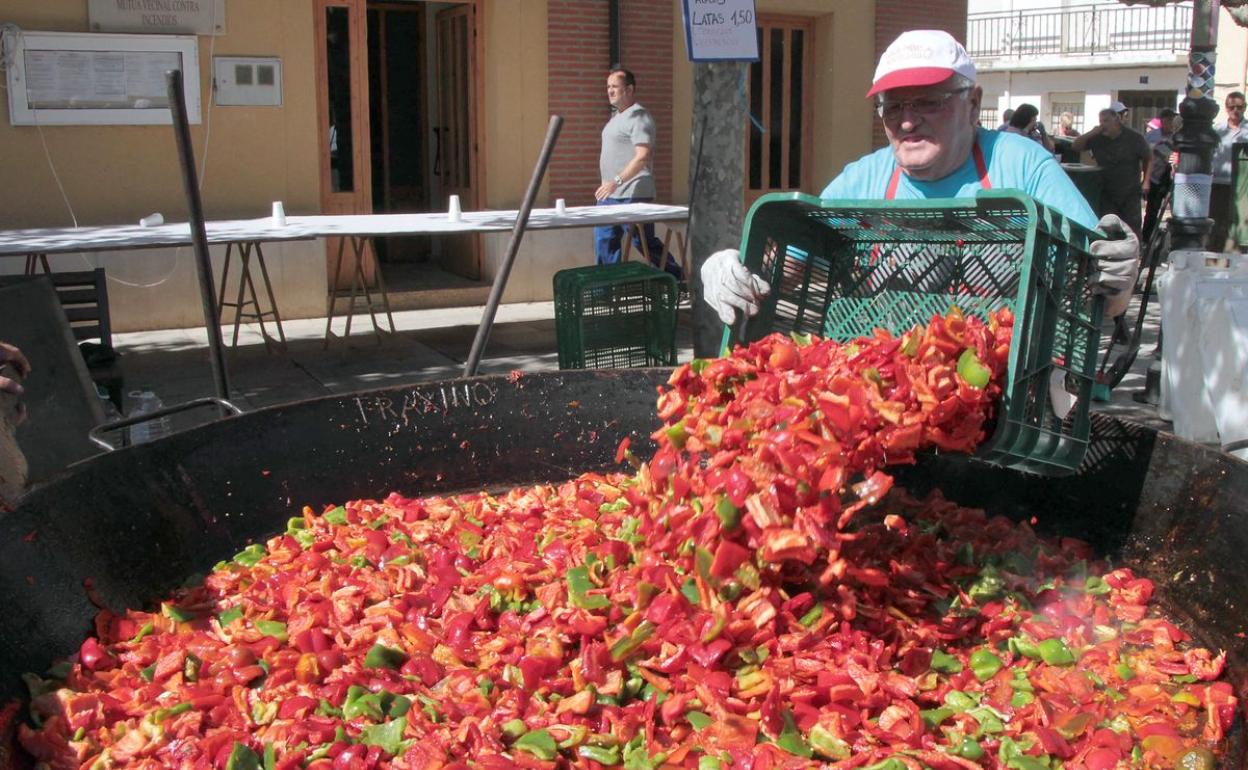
[681,0,759,62]
[23,49,177,109]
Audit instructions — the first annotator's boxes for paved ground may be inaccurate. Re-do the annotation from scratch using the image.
[107,289,1170,438]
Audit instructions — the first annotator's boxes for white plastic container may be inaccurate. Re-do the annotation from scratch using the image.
[128,388,172,445]
[1157,250,1248,458]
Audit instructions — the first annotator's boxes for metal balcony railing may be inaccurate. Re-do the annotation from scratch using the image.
[968,2,1192,59]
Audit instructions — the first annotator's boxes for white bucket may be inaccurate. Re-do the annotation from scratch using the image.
[1158,250,1248,458]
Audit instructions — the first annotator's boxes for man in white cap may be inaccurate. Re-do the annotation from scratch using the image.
[701,30,1139,327]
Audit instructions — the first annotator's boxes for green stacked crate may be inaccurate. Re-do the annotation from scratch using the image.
[554,262,679,370]
[723,191,1103,476]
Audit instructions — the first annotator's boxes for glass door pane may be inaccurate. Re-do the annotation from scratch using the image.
[326,6,355,193]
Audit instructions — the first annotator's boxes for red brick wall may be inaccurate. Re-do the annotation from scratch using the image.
[871,0,969,149]
[547,0,674,205]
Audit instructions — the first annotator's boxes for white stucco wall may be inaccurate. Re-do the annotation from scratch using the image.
[979,65,1186,132]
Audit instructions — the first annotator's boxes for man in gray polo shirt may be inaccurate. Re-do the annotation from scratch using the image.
[594,67,680,277]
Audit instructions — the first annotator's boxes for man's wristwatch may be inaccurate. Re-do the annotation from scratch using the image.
[612,175,623,186]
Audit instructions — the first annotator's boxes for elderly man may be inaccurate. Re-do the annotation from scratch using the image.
[702,29,1138,326]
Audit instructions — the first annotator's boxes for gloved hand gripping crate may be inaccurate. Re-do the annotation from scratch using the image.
[721,191,1104,476]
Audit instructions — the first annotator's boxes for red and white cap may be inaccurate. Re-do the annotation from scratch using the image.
[867,30,977,98]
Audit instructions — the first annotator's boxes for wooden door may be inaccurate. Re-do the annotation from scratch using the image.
[434,2,480,280]
[315,0,375,289]
[368,2,429,263]
[745,16,815,206]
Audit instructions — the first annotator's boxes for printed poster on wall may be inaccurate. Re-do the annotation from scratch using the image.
[681,0,759,62]
[89,0,226,36]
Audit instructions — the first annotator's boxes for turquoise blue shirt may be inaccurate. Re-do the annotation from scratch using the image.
[819,127,1099,230]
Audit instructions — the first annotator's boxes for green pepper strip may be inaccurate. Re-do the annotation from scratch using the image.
[567,566,610,610]
[609,620,657,662]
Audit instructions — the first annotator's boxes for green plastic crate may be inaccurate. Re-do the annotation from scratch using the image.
[722,191,1104,476]
[554,262,679,370]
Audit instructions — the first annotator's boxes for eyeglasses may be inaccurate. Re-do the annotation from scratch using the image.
[1226,103,1246,111]
[876,88,971,121]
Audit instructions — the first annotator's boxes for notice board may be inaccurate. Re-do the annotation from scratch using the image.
[3,29,201,126]
[681,0,759,62]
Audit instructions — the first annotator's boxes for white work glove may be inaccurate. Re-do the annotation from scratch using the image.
[700,249,771,326]
[1088,214,1140,319]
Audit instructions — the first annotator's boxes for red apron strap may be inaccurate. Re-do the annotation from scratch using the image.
[885,141,991,200]
[885,164,903,200]
[973,142,992,189]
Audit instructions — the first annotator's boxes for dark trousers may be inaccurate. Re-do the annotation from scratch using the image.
[1208,183,1233,252]
[593,198,683,279]
[1099,186,1143,238]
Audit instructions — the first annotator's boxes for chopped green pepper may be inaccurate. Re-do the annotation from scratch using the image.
[359,719,407,755]
[808,724,851,760]
[513,729,557,761]
[501,718,527,740]
[225,742,261,770]
[957,347,991,388]
[861,758,907,770]
[161,602,196,623]
[944,690,980,712]
[921,707,955,728]
[363,643,407,670]
[609,620,657,662]
[968,565,1005,603]
[233,544,266,567]
[254,620,287,641]
[680,578,701,606]
[956,737,984,760]
[1008,636,1041,660]
[798,603,824,627]
[217,607,243,627]
[130,622,155,643]
[686,710,713,731]
[1084,575,1111,595]
[579,744,622,765]
[1037,637,1077,666]
[566,566,610,610]
[930,649,963,673]
[970,648,1004,681]
[715,497,741,531]
[665,420,689,450]
[775,711,813,758]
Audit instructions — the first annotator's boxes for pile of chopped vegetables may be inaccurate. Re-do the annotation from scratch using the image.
[13,311,1235,770]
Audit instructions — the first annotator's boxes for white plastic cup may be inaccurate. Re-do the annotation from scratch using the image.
[271,201,287,227]
[555,198,567,216]
[448,194,462,222]
[139,213,164,228]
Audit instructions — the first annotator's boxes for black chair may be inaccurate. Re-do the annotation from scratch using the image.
[0,269,124,411]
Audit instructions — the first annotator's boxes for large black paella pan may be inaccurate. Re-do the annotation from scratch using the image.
[0,370,1245,764]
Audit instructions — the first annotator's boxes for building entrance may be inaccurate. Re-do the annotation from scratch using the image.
[315,0,481,295]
